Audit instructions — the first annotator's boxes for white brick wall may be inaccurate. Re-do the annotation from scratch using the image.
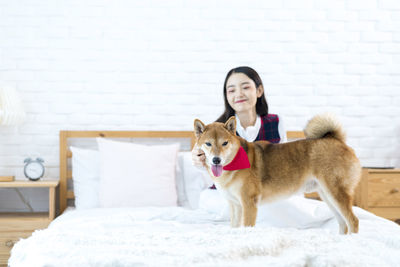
[1,0,399,211]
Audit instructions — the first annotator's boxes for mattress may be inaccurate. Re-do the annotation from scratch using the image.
[9,205,400,267]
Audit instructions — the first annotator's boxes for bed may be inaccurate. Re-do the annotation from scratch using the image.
[9,131,400,267]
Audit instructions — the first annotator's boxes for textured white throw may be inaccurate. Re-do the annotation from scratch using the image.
[9,207,400,267]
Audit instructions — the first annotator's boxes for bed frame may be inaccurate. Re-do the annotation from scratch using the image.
[59,130,304,214]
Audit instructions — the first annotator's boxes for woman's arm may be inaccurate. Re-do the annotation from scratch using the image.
[278,115,287,143]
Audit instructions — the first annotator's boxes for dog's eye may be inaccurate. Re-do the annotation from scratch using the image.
[205,142,212,147]
[222,141,228,146]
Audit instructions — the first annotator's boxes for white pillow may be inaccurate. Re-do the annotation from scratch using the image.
[70,148,188,209]
[70,146,100,210]
[179,152,211,209]
[175,152,190,208]
[97,138,180,208]
[70,147,205,210]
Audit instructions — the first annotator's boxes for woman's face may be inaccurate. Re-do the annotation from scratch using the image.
[226,72,263,114]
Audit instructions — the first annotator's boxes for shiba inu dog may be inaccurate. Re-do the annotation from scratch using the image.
[194,114,361,234]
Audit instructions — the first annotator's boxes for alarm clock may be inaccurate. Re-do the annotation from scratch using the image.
[24,158,45,181]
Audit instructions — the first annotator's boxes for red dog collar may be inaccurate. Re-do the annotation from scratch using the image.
[223,146,251,171]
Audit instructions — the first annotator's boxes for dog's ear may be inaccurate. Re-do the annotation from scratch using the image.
[194,119,206,139]
[224,116,236,135]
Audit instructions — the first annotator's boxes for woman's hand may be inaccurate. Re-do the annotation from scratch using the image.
[191,144,206,168]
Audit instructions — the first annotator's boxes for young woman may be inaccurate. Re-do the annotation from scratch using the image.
[192,67,333,228]
[192,66,286,168]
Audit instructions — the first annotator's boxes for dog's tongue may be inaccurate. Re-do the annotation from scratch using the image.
[211,164,223,177]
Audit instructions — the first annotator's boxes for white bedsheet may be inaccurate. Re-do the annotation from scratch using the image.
[9,206,400,267]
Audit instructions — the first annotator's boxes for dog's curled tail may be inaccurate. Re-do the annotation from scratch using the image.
[304,113,346,142]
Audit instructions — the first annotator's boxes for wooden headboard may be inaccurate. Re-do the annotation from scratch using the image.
[59,130,305,214]
[59,130,196,214]
[286,131,305,140]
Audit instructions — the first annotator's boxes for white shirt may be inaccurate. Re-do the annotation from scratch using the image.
[235,115,287,143]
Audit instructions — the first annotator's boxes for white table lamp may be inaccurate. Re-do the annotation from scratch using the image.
[0,86,26,126]
[0,86,26,181]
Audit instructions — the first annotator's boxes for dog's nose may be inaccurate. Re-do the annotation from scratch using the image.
[212,157,221,165]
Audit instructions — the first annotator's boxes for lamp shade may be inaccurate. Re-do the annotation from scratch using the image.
[0,86,26,125]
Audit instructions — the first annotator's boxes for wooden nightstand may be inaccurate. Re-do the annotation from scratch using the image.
[0,180,59,266]
[357,168,400,222]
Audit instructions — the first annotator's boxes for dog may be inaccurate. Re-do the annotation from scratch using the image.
[194,113,361,234]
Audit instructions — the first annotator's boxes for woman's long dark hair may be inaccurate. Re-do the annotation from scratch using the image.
[216,66,269,123]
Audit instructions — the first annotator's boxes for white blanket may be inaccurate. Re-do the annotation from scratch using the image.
[9,206,400,267]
